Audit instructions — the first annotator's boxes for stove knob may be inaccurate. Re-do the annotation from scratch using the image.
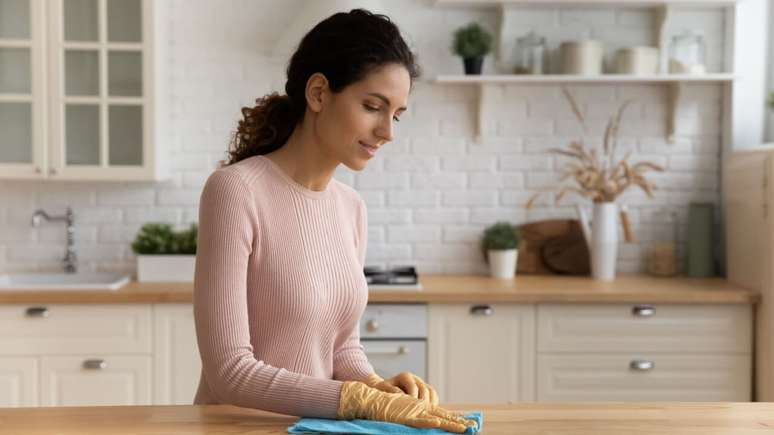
[366,319,379,332]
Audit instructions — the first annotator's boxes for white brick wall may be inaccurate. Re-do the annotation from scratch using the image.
[0,0,724,276]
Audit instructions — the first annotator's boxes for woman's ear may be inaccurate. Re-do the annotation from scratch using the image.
[305,73,328,113]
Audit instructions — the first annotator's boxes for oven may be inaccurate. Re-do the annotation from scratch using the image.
[360,303,427,379]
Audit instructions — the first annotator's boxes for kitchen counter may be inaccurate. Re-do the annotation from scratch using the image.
[0,274,757,304]
[1,402,772,434]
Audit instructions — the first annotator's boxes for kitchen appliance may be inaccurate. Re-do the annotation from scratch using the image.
[360,304,427,380]
[364,266,423,290]
[725,145,774,400]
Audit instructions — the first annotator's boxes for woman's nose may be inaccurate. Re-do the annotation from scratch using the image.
[375,118,394,142]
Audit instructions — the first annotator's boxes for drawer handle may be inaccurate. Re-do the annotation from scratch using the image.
[365,319,379,332]
[470,305,493,316]
[25,306,49,318]
[632,305,655,317]
[629,359,655,371]
[82,359,108,370]
[366,346,411,355]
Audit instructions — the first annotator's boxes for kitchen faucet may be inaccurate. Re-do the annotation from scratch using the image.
[31,207,77,273]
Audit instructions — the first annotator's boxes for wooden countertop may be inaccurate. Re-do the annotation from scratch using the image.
[1,403,773,434]
[0,274,758,304]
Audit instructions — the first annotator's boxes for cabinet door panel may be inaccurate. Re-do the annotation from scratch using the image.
[41,355,151,406]
[0,357,38,407]
[537,353,751,402]
[153,304,200,405]
[429,304,535,403]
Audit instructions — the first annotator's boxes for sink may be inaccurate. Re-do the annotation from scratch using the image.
[0,272,131,290]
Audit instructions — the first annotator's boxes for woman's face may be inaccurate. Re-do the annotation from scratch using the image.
[313,63,411,171]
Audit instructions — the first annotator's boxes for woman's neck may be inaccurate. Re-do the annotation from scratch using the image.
[263,122,338,192]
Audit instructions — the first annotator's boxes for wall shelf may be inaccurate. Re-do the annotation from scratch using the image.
[434,74,735,142]
[435,0,738,8]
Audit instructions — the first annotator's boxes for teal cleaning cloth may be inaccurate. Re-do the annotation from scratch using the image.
[287,411,482,434]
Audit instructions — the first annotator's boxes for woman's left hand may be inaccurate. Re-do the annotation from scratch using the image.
[362,372,439,406]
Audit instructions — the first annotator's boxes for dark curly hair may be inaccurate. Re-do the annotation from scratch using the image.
[224,9,421,166]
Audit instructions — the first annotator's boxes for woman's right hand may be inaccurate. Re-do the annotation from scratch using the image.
[337,381,477,433]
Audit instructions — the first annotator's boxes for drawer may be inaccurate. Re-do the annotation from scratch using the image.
[0,304,152,355]
[361,304,427,339]
[537,304,752,353]
[363,340,426,380]
[537,353,751,402]
[40,355,152,406]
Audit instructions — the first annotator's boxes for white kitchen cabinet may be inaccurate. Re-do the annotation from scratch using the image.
[0,0,167,181]
[40,355,152,406]
[537,353,751,402]
[153,304,201,405]
[428,304,535,403]
[535,303,753,401]
[0,357,38,407]
[0,303,153,407]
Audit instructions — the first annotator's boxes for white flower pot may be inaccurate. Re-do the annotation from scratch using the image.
[136,255,196,282]
[487,249,518,279]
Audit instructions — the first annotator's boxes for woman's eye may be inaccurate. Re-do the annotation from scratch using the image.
[364,104,379,112]
[393,116,401,123]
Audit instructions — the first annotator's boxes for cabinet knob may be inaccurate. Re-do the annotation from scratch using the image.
[82,359,108,370]
[25,306,49,318]
[629,359,655,371]
[470,305,493,316]
[398,346,410,355]
[632,305,655,317]
[49,168,57,175]
[366,319,379,332]
[34,166,42,174]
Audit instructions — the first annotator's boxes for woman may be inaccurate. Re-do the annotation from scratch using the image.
[193,8,476,433]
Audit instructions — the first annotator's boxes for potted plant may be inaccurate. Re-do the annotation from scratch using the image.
[131,223,197,282]
[481,221,520,279]
[452,22,493,75]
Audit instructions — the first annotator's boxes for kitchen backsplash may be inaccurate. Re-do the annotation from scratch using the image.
[0,0,723,276]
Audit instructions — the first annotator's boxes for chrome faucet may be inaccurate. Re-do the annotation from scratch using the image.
[31,207,77,273]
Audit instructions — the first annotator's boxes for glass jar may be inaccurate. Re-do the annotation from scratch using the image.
[647,210,679,277]
[513,31,546,75]
[668,30,706,74]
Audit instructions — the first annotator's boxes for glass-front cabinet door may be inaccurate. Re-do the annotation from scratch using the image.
[0,0,46,178]
[48,0,151,180]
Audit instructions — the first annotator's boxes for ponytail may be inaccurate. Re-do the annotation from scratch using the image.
[224,92,305,166]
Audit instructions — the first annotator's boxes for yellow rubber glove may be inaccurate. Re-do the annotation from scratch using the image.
[362,372,439,406]
[337,381,476,433]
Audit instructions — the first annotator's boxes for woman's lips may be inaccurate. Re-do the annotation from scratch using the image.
[360,141,378,157]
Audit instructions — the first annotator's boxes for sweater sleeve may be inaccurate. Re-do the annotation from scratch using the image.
[332,197,375,382]
[193,169,343,418]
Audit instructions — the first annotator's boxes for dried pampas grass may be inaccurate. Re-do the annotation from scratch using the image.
[526,88,664,208]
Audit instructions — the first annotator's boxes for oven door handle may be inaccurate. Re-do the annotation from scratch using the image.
[365,345,411,355]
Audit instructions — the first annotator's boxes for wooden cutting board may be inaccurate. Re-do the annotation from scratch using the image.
[516,219,590,275]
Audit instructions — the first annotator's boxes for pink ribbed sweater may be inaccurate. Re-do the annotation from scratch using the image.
[193,155,374,418]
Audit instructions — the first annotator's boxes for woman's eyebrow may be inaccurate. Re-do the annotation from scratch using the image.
[367,92,407,111]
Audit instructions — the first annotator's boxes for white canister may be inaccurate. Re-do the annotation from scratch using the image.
[560,40,604,75]
[615,46,659,75]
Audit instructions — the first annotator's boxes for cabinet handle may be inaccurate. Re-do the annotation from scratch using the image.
[470,305,493,316]
[365,319,379,332]
[34,166,42,174]
[25,306,49,318]
[82,359,108,370]
[629,359,655,371]
[49,168,57,175]
[366,346,411,355]
[632,305,655,317]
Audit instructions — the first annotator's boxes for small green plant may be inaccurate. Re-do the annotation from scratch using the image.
[131,223,198,255]
[481,221,520,251]
[452,22,493,59]
[768,90,774,110]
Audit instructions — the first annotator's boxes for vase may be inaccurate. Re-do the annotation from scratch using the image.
[576,202,618,281]
[487,249,518,279]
